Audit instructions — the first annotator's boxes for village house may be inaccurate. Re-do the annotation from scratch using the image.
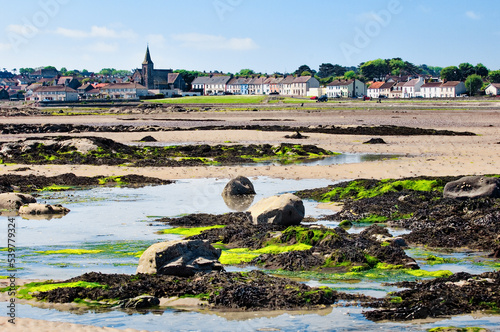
[402,77,425,98]
[367,82,385,98]
[485,83,500,96]
[269,77,283,94]
[291,76,320,96]
[30,86,79,102]
[279,76,295,95]
[56,76,81,90]
[388,82,405,98]
[100,82,148,100]
[420,82,443,98]
[30,68,59,80]
[204,76,232,95]
[248,77,265,95]
[440,81,466,97]
[327,79,367,98]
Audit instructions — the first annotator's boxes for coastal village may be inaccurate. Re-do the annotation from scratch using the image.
[2,47,500,102]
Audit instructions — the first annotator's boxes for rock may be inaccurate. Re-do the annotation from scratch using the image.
[222,176,256,196]
[136,240,223,277]
[118,295,160,309]
[363,138,387,144]
[284,131,309,139]
[443,176,500,199]
[139,135,157,142]
[373,234,408,247]
[18,203,70,215]
[0,193,37,210]
[248,193,305,226]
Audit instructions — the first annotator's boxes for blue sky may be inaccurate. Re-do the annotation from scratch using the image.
[0,0,498,74]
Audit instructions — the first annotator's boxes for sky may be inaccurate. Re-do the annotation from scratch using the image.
[0,0,498,74]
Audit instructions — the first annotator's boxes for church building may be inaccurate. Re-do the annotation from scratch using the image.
[132,46,186,91]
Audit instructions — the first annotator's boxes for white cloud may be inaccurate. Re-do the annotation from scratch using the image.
[466,11,480,20]
[54,26,137,40]
[172,33,258,51]
[6,24,39,37]
[87,42,119,53]
[0,43,12,51]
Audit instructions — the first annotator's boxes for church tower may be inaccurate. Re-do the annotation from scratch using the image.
[142,45,154,89]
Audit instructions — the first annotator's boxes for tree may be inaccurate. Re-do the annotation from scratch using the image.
[465,74,483,96]
[440,66,461,81]
[360,59,390,80]
[300,71,312,76]
[475,63,489,77]
[488,70,500,83]
[44,66,57,71]
[318,63,346,78]
[459,63,474,80]
[81,69,90,76]
[294,65,315,77]
[236,69,255,76]
[344,70,356,80]
[20,68,35,75]
[60,67,68,75]
[389,58,405,76]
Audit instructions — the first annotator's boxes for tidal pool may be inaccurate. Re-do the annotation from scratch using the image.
[1,177,499,331]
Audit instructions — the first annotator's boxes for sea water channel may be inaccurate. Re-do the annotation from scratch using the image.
[1,176,500,331]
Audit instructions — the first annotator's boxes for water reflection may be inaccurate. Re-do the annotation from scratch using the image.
[221,194,255,211]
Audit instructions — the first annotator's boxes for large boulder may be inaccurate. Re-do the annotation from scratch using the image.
[0,193,37,210]
[248,193,305,226]
[222,176,256,196]
[136,240,223,277]
[443,176,500,199]
[18,203,70,215]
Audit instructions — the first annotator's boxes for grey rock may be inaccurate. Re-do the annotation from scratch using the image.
[18,203,70,215]
[222,176,256,196]
[0,193,37,210]
[119,295,160,309]
[248,193,305,226]
[136,240,223,277]
[443,176,500,199]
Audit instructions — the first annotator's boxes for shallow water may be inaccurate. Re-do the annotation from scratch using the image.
[1,177,499,331]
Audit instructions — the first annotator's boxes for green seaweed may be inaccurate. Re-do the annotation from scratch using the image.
[34,249,103,255]
[158,225,226,237]
[320,179,443,202]
[17,281,108,300]
[219,243,312,265]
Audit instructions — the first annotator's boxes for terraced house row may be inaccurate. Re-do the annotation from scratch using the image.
[191,75,320,96]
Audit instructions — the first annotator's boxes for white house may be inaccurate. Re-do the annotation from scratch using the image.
[291,76,320,96]
[203,76,231,95]
[440,81,466,97]
[367,82,396,98]
[327,79,366,98]
[485,83,500,96]
[402,77,425,98]
[191,76,211,94]
[30,86,79,102]
[420,82,443,98]
[279,76,295,95]
[101,83,148,99]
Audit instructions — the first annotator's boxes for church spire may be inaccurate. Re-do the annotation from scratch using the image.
[142,45,153,65]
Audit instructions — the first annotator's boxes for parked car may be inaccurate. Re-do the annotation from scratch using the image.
[317,95,328,102]
[362,95,370,101]
[270,91,279,95]
[310,96,318,100]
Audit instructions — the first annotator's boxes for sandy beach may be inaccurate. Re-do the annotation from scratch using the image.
[0,104,499,331]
